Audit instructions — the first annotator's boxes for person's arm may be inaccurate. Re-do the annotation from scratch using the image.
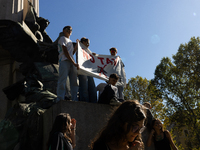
[62,45,79,70]
[108,85,118,101]
[165,130,178,150]
[70,118,76,148]
[147,129,155,147]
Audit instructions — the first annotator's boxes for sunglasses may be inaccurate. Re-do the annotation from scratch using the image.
[110,50,117,53]
[132,125,146,133]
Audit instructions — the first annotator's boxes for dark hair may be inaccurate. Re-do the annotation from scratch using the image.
[109,47,117,52]
[80,37,89,43]
[152,118,164,132]
[91,100,146,149]
[109,73,119,80]
[47,113,72,149]
[63,26,72,31]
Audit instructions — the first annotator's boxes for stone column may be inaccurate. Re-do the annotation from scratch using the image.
[0,0,39,121]
[0,0,39,23]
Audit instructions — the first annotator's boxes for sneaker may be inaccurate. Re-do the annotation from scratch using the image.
[110,98,121,106]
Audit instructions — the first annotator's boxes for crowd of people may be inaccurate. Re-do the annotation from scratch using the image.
[49,25,178,150]
[56,25,126,105]
[47,100,178,150]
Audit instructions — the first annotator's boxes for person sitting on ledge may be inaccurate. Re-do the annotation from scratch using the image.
[98,73,121,105]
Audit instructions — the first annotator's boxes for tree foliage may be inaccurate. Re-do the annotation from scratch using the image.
[123,76,166,121]
[152,37,200,149]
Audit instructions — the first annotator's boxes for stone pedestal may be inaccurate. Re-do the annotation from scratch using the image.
[43,101,116,150]
[0,0,39,121]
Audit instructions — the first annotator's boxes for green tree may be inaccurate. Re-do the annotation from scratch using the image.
[123,76,166,121]
[152,37,200,149]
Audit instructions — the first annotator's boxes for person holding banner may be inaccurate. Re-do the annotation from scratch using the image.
[78,37,97,103]
[56,26,79,102]
[110,47,126,102]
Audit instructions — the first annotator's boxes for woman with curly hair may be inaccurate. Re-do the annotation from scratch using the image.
[147,118,178,150]
[91,100,146,150]
[47,113,76,150]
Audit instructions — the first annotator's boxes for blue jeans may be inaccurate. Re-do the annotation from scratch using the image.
[78,75,97,103]
[57,60,78,101]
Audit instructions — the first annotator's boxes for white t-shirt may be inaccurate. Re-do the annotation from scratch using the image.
[58,36,74,62]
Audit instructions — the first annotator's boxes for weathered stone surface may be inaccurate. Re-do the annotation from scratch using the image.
[43,101,117,150]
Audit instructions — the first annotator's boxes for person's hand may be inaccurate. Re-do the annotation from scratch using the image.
[74,63,80,70]
[130,140,142,150]
[76,39,80,43]
[71,118,76,130]
[92,52,96,55]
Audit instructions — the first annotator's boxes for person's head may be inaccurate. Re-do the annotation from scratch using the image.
[108,73,119,86]
[80,37,90,48]
[143,102,151,109]
[47,113,72,149]
[51,113,71,134]
[152,118,164,132]
[63,26,72,37]
[110,47,117,56]
[92,100,146,147]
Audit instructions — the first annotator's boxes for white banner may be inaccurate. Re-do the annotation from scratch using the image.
[77,42,126,87]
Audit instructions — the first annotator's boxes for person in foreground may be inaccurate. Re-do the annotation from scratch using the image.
[91,100,146,150]
[47,113,76,150]
[147,118,178,150]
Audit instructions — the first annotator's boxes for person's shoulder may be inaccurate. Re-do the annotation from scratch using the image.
[164,130,170,134]
[164,130,171,138]
[59,36,65,40]
[97,83,107,89]
[53,132,64,137]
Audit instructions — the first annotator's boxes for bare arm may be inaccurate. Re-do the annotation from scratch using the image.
[165,130,178,150]
[62,45,79,70]
[70,118,76,148]
[73,39,79,55]
[147,129,155,147]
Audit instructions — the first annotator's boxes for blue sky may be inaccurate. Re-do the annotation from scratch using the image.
[39,0,200,86]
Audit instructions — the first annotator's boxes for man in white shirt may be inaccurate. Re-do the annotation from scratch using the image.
[56,26,79,102]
